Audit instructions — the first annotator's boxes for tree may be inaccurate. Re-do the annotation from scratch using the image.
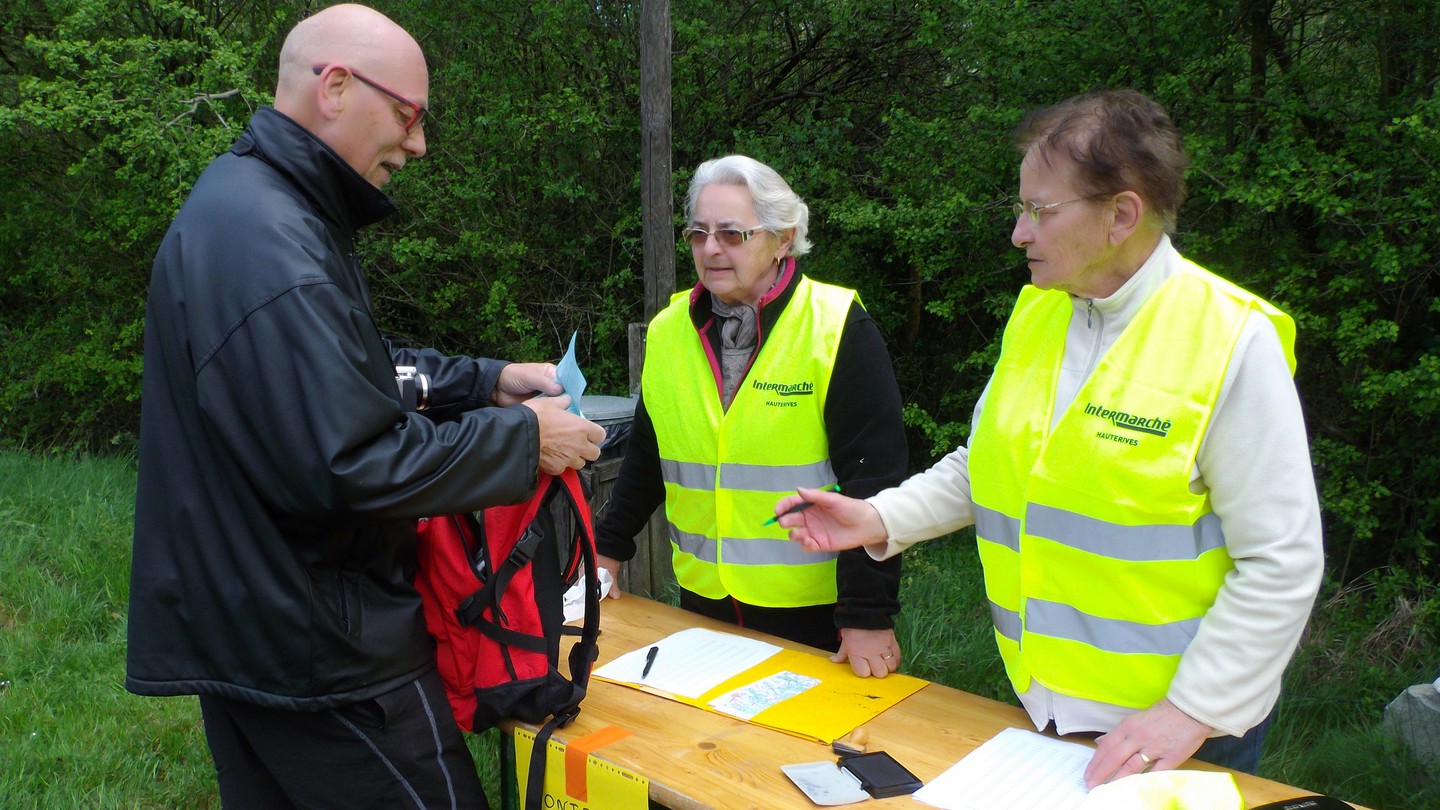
[0,0,282,445]
[2,0,1435,580]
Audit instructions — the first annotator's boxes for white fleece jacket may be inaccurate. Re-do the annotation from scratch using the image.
[869,235,1323,738]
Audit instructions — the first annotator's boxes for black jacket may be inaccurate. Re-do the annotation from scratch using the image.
[127,108,540,709]
[595,260,908,629]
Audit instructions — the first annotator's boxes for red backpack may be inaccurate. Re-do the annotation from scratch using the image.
[414,469,601,804]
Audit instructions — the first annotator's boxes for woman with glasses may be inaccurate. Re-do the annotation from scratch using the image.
[778,91,1323,784]
[595,155,909,678]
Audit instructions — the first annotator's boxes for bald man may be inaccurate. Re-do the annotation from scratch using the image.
[126,5,603,807]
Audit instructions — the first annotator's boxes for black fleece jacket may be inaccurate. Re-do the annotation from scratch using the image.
[595,263,909,629]
[127,108,541,709]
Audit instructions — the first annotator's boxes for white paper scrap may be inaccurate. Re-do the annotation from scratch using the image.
[709,670,821,720]
[561,568,612,624]
[781,761,869,806]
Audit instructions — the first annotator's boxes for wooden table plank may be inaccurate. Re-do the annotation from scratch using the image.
[504,596,1364,810]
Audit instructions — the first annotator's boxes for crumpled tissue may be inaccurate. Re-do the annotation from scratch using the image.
[562,567,613,623]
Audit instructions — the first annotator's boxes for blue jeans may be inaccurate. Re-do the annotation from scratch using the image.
[1192,709,1275,774]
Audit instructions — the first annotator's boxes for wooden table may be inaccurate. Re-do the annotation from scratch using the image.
[505,595,1362,809]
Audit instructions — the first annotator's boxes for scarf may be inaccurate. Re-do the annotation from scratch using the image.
[710,295,758,410]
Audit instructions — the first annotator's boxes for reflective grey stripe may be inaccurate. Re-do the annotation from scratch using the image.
[1025,503,1225,562]
[661,458,717,491]
[719,460,835,491]
[990,600,1022,643]
[975,504,1021,552]
[661,458,836,493]
[1026,598,1200,656]
[720,536,837,566]
[668,522,837,566]
[670,524,719,562]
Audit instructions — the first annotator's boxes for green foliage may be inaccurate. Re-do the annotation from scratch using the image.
[0,0,282,450]
[2,0,1437,582]
[365,0,644,389]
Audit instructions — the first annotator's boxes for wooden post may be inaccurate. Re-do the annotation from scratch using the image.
[640,0,675,328]
[623,0,675,598]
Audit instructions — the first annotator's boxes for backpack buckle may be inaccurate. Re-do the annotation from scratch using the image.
[507,525,543,566]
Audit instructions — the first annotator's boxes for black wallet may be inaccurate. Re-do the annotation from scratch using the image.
[838,750,923,799]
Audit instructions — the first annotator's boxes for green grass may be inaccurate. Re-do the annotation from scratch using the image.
[1,452,1436,808]
[0,453,217,809]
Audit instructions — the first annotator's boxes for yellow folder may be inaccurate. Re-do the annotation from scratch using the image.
[598,647,927,743]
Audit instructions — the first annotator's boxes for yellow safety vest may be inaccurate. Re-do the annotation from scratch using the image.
[642,277,855,606]
[969,260,1296,708]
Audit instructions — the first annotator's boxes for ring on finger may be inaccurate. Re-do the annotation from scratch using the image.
[1138,752,1152,766]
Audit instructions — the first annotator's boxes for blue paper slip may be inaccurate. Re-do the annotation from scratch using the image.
[555,331,586,418]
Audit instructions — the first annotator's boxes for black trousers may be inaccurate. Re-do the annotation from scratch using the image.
[680,588,842,652]
[199,669,488,810]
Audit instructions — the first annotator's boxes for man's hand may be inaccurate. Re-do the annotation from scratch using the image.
[776,487,888,553]
[494,362,563,406]
[521,395,605,475]
[832,627,901,678]
[1083,698,1212,788]
[597,554,623,600]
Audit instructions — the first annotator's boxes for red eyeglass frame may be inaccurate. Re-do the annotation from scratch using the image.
[312,64,428,132]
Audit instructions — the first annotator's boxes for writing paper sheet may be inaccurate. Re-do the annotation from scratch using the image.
[593,627,781,698]
[913,727,1092,810]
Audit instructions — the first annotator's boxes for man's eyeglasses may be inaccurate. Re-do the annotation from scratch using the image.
[682,226,768,248]
[312,65,428,133]
[1011,193,1112,223]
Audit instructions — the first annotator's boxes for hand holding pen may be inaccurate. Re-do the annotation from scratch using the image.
[774,485,889,554]
[763,483,840,525]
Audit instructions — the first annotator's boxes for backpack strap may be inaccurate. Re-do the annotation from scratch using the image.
[523,469,601,810]
[452,478,561,653]
[454,521,550,652]
[557,468,601,726]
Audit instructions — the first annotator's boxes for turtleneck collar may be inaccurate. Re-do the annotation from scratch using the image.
[1073,233,1174,322]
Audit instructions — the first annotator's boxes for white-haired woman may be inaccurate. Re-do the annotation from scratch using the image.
[596,155,909,678]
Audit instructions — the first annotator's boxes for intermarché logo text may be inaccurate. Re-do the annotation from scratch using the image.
[752,379,814,396]
[1084,401,1172,437]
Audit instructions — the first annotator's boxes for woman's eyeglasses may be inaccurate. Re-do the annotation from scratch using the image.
[1011,192,1112,223]
[681,226,768,248]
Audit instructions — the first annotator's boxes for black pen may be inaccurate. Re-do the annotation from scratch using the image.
[641,645,658,680]
[763,483,841,526]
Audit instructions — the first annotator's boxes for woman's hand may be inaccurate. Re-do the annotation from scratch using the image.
[833,627,901,678]
[1083,698,1212,788]
[597,554,623,600]
[776,487,888,553]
